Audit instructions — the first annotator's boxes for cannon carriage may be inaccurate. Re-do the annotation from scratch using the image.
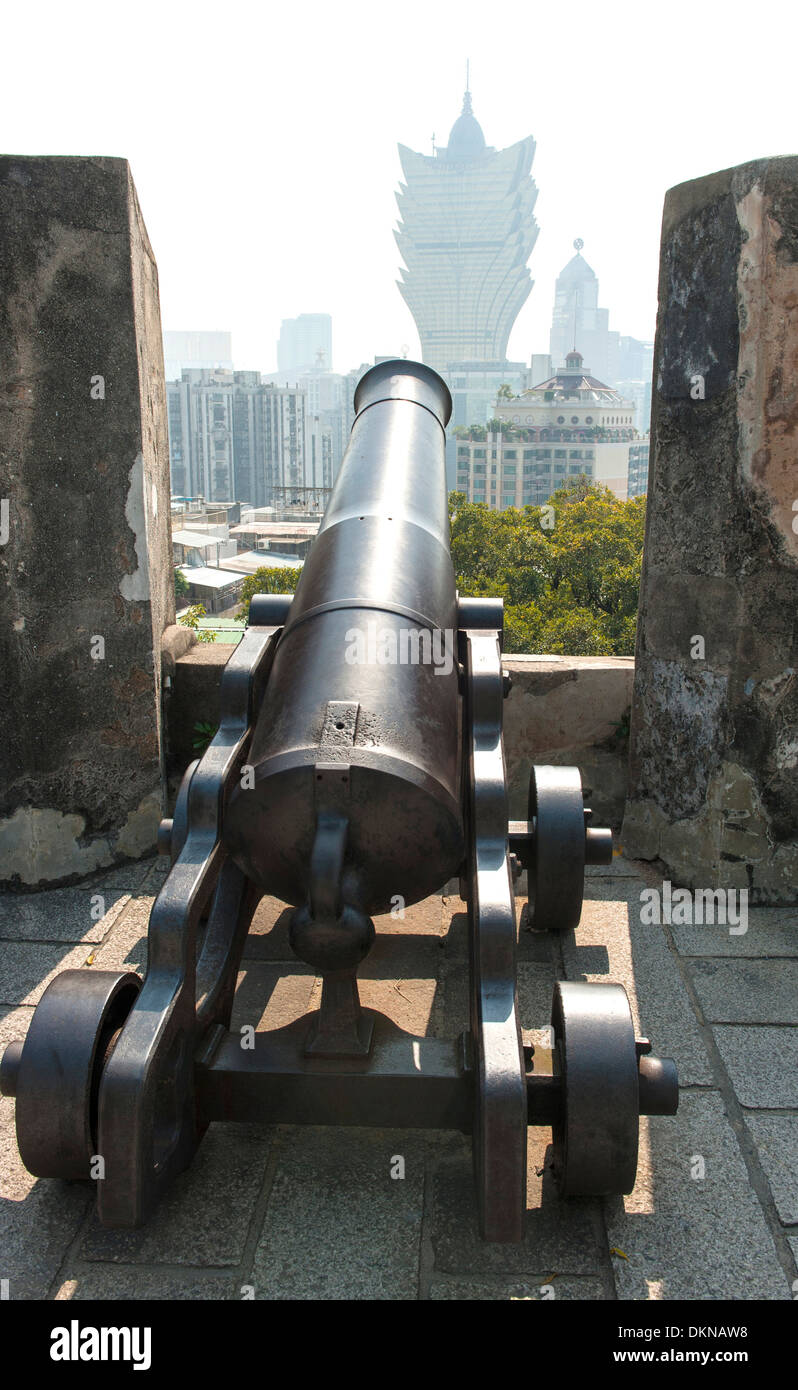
[0,359,677,1241]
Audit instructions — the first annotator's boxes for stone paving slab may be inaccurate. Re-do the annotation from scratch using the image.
[359,933,444,994]
[2,888,135,944]
[604,1092,791,1300]
[516,914,560,965]
[672,911,798,957]
[688,959,798,1024]
[517,962,560,1033]
[1,1039,91,1299]
[742,1114,798,1225]
[0,1125,90,1300]
[560,892,714,1086]
[356,974,439,1035]
[714,1027,798,1108]
[0,942,97,1007]
[430,1133,602,1278]
[0,1004,35,1047]
[54,1270,244,1300]
[0,862,154,947]
[141,858,170,890]
[427,957,467,1039]
[89,894,151,973]
[79,1124,274,1267]
[230,963,317,1032]
[438,905,472,958]
[429,1275,606,1299]
[241,899,291,959]
[0,895,27,938]
[248,1126,430,1299]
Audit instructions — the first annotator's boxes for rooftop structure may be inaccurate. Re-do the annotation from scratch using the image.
[217,549,302,575]
[496,351,636,431]
[481,352,639,501]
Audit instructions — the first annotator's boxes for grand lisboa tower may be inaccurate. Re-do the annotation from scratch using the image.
[394,85,539,372]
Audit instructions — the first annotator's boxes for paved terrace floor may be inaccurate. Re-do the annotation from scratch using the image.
[1,854,796,1301]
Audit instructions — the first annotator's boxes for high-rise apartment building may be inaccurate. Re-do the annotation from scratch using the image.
[394,87,538,372]
[626,442,650,498]
[277,314,333,374]
[167,370,344,507]
[167,370,258,503]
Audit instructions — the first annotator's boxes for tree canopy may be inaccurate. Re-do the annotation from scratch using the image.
[235,565,301,622]
[174,567,190,602]
[449,481,646,655]
[228,487,645,657]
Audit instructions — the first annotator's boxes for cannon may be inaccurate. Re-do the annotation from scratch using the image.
[0,360,678,1240]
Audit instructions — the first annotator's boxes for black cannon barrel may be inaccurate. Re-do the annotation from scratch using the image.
[224,359,465,917]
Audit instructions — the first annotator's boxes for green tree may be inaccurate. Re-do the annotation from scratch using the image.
[174,567,189,603]
[235,566,301,622]
[448,482,645,656]
[486,417,513,435]
[178,604,216,643]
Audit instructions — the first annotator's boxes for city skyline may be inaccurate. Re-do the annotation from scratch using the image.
[5,1,794,377]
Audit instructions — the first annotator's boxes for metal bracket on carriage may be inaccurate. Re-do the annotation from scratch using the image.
[289,700,376,1058]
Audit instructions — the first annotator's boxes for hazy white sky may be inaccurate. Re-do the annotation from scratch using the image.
[4,0,797,374]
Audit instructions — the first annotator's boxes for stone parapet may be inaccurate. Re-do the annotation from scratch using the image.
[0,157,173,887]
[167,647,634,828]
[623,157,798,902]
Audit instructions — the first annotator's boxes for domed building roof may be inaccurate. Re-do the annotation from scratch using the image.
[445,90,486,160]
[522,349,622,402]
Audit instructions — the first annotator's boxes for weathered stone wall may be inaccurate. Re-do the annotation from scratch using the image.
[0,157,174,887]
[166,648,634,828]
[504,656,633,827]
[623,157,798,903]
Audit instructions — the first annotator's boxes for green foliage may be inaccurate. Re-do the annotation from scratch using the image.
[448,482,646,656]
[178,604,216,643]
[235,566,301,622]
[607,705,632,746]
[485,418,514,436]
[192,720,218,754]
[174,567,190,601]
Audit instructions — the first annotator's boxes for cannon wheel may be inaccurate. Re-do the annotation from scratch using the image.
[550,980,640,1197]
[12,970,141,1180]
[527,766,586,932]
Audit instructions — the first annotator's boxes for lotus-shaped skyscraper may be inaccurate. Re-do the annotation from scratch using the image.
[395,89,539,372]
